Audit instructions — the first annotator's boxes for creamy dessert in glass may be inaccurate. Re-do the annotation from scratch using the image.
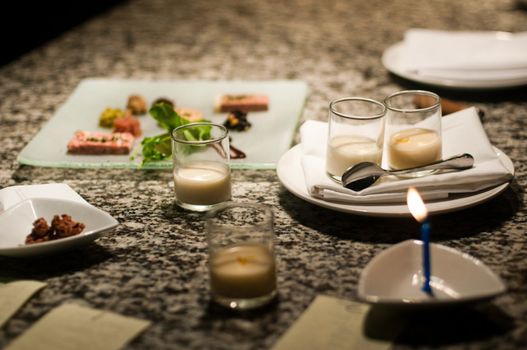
[171,123,231,212]
[326,97,386,182]
[384,90,442,177]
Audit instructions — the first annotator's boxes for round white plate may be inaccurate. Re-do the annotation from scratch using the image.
[276,145,514,217]
[0,198,118,257]
[382,42,527,89]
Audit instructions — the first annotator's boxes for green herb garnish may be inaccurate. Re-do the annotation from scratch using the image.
[140,103,211,165]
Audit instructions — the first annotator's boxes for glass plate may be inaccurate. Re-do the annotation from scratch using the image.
[18,79,309,169]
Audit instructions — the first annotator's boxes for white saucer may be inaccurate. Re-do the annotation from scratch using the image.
[382,42,527,89]
[357,240,506,307]
[276,144,513,217]
[0,198,118,257]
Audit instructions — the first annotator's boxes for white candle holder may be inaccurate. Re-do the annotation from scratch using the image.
[206,203,277,310]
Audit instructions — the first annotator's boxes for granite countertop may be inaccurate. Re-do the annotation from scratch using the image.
[1,0,527,348]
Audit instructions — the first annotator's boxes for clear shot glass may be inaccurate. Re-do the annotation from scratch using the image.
[326,97,386,182]
[384,90,442,176]
[206,203,277,310]
[171,123,231,212]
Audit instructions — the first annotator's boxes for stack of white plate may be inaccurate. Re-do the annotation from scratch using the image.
[382,29,527,89]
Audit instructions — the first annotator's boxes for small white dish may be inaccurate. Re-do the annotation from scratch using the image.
[382,42,527,89]
[0,198,118,257]
[276,144,513,217]
[358,240,506,307]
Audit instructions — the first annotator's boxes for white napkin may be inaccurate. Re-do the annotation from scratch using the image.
[301,107,513,204]
[0,184,88,213]
[399,29,527,81]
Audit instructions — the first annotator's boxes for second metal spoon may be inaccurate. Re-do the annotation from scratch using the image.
[341,153,475,191]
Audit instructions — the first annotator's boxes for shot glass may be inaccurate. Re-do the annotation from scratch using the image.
[326,97,386,182]
[171,122,231,212]
[206,203,277,310]
[384,90,442,175]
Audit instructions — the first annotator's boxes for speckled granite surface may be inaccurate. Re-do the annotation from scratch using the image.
[1,0,527,348]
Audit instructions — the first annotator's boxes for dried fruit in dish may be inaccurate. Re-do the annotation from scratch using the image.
[25,215,85,244]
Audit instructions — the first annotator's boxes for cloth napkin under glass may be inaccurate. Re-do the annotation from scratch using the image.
[300,107,513,204]
[398,29,527,81]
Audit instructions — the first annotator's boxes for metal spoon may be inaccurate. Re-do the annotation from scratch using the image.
[342,153,474,191]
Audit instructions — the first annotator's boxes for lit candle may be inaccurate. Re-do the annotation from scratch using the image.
[210,244,277,299]
[407,187,433,295]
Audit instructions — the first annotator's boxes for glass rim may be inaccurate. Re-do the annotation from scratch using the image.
[205,201,274,232]
[329,97,386,120]
[384,90,441,113]
[171,122,228,145]
[205,201,274,221]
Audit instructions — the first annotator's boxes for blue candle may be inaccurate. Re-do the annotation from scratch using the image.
[407,187,433,296]
[421,219,432,295]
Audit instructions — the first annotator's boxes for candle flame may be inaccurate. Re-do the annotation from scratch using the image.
[407,187,428,222]
[236,256,250,265]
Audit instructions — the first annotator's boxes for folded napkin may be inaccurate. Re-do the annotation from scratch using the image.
[272,295,398,350]
[301,107,513,204]
[0,183,88,213]
[0,280,47,328]
[399,29,527,81]
[5,304,150,350]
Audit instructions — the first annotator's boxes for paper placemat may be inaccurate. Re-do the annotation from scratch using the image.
[272,295,396,350]
[5,304,151,350]
[0,281,47,328]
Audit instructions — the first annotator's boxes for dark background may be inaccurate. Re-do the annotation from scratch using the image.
[0,0,124,66]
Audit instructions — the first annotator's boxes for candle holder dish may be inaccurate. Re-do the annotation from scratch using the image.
[358,240,506,307]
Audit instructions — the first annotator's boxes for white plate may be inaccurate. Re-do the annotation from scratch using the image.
[382,42,527,89]
[276,144,513,217]
[357,240,506,307]
[18,79,309,169]
[0,198,118,257]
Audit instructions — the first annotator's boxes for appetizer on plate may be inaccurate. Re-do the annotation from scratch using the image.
[99,107,125,128]
[223,110,251,131]
[67,131,135,155]
[175,107,204,122]
[113,113,142,137]
[127,94,148,115]
[214,94,269,112]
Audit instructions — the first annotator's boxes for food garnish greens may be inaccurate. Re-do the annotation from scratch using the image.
[141,103,211,164]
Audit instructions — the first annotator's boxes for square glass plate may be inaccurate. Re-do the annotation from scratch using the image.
[18,79,309,169]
